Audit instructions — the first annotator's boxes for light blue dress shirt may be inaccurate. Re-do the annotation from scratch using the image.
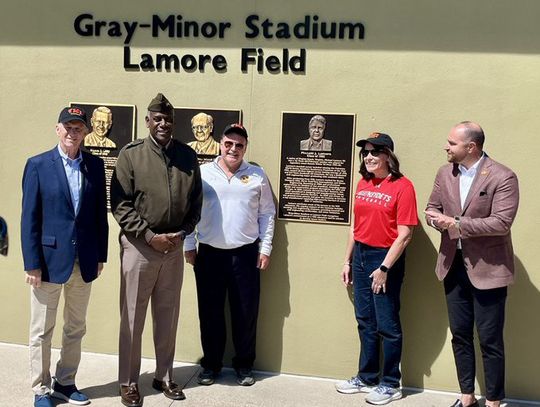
[57,145,83,214]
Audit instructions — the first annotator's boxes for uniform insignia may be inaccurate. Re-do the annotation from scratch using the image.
[125,139,144,149]
[481,170,489,175]
[240,175,250,184]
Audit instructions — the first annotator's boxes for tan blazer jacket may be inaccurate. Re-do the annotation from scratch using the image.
[426,156,519,289]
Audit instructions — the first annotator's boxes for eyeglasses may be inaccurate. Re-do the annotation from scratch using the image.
[192,125,209,130]
[361,148,385,158]
[223,141,245,150]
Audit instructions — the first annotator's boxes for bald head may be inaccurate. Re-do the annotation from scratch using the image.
[445,121,485,168]
[455,121,485,150]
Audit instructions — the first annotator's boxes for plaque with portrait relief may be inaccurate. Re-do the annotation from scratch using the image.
[173,108,242,165]
[70,102,136,210]
[278,111,356,224]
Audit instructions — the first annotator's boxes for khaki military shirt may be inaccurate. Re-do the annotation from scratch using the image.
[110,136,202,239]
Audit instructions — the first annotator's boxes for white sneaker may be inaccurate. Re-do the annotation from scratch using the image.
[335,376,376,394]
[365,385,402,405]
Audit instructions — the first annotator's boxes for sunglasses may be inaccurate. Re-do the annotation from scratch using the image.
[223,141,245,150]
[361,148,386,158]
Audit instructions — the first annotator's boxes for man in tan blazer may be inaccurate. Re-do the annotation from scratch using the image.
[425,121,519,407]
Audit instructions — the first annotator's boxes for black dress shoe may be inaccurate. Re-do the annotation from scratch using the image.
[120,384,142,407]
[450,399,479,407]
[152,379,186,400]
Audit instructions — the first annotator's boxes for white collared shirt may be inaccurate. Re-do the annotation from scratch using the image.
[57,145,82,214]
[458,153,485,210]
[184,158,276,255]
[456,153,484,248]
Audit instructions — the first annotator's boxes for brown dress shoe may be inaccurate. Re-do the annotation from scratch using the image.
[152,379,186,400]
[120,384,142,407]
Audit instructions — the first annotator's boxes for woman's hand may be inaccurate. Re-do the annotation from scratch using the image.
[341,264,352,286]
[370,268,388,293]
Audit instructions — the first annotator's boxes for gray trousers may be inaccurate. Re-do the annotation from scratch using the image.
[118,233,184,386]
[30,264,91,395]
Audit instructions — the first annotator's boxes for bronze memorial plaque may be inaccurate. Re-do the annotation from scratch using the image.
[173,107,242,165]
[278,112,356,224]
[70,102,136,210]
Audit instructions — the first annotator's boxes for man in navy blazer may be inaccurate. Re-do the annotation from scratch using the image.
[21,107,108,407]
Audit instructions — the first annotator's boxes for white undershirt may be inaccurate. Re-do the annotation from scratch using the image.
[458,153,484,209]
[456,153,484,248]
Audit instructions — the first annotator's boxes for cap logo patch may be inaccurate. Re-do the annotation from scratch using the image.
[68,108,84,116]
[370,132,380,138]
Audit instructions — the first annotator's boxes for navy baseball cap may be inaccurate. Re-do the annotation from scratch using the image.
[58,107,87,126]
[223,123,248,139]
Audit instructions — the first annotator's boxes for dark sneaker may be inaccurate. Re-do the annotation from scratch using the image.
[335,376,376,394]
[197,368,217,385]
[366,385,402,405]
[34,394,53,407]
[51,379,90,405]
[236,368,255,386]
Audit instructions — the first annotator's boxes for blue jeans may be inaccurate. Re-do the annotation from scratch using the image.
[353,241,405,388]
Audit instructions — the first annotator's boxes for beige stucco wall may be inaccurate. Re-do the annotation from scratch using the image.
[1,0,539,400]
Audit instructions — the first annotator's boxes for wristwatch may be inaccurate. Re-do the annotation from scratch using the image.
[454,216,461,230]
[380,265,389,273]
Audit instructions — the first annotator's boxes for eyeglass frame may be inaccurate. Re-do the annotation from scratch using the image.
[222,140,245,150]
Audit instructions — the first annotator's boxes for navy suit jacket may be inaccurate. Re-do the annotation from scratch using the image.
[21,147,109,283]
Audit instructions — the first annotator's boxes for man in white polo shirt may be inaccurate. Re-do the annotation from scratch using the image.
[184,123,276,387]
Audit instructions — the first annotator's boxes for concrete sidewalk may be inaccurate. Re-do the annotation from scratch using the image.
[1,343,537,407]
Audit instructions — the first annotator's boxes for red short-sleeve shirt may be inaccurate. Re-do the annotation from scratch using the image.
[353,176,418,248]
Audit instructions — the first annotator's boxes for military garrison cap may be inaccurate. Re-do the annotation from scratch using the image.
[147,93,174,114]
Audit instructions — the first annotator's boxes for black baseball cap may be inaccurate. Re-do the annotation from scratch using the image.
[58,107,87,126]
[223,123,248,139]
[356,132,394,151]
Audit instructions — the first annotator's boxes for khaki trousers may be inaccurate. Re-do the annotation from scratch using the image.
[118,233,184,386]
[30,264,91,395]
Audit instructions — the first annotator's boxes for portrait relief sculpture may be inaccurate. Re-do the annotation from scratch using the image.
[84,106,117,149]
[300,114,333,152]
[187,112,220,156]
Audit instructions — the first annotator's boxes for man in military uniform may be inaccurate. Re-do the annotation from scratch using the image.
[110,93,202,406]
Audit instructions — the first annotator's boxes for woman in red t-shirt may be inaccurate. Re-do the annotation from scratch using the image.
[335,132,418,405]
